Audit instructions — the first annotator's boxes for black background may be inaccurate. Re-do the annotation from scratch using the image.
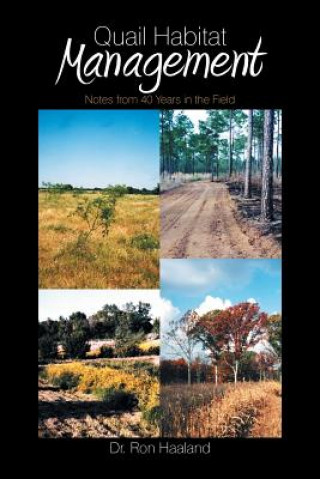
[21,11,294,466]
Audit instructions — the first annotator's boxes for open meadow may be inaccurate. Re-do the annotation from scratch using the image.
[39,191,159,288]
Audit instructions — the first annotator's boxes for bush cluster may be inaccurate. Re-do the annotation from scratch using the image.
[45,362,159,412]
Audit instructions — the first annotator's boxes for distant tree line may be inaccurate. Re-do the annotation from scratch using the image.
[40,182,159,195]
[39,302,159,360]
[161,351,280,385]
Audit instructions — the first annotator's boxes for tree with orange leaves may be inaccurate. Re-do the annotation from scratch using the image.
[190,309,225,386]
[198,302,268,385]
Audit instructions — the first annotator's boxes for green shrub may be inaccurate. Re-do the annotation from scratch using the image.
[100,346,114,358]
[142,405,162,425]
[115,344,141,358]
[52,372,80,390]
[130,234,159,250]
[140,346,160,356]
[95,386,138,410]
[106,361,158,378]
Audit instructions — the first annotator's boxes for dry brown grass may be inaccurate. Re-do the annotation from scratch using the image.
[39,192,159,288]
[161,381,281,438]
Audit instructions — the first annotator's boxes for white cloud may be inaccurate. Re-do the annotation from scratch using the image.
[153,296,180,321]
[161,259,279,294]
[247,298,257,304]
[196,296,232,316]
[158,297,181,332]
[161,260,224,290]
[251,339,271,353]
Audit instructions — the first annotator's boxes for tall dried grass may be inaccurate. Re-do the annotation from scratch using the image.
[161,381,281,438]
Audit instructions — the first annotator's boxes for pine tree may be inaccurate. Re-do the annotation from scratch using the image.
[244,110,253,198]
[261,109,275,222]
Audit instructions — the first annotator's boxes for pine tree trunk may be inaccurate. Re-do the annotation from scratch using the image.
[276,110,280,178]
[229,111,233,178]
[211,153,214,182]
[261,110,274,222]
[244,110,253,198]
[161,111,165,178]
[216,149,219,180]
[215,364,218,386]
[168,117,172,178]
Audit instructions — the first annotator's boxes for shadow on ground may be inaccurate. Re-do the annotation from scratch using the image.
[38,400,135,420]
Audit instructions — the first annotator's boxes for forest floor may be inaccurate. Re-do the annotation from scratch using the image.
[161,181,281,258]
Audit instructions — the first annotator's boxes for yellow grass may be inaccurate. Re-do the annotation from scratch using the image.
[39,192,159,288]
[190,381,281,438]
[162,381,281,438]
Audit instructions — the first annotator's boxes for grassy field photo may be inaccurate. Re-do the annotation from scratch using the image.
[38,290,161,438]
[39,188,159,288]
[160,259,282,438]
[39,110,159,289]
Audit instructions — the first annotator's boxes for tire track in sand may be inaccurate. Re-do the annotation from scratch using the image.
[161,181,280,258]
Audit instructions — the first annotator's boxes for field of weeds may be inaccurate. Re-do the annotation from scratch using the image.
[38,361,159,438]
[161,381,281,438]
[38,191,159,288]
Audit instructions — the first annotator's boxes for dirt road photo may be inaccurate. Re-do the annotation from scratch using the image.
[161,181,281,258]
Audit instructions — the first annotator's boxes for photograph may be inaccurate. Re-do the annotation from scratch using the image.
[38,290,162,438]
[160,259,282,438]
[160,110,282,259]
[39,110,159,289]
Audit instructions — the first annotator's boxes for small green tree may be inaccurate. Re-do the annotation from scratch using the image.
[152,318,160,335]
[62,330,89,358]
[60,312,90,359]
[114,314,144,357]
[75,196,117,240]
[267,314,282,360]
[38,335,57,360]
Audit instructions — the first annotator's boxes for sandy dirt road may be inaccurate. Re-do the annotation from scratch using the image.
[161,181,280,258]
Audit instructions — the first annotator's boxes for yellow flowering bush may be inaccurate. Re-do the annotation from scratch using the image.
[85,349,101,358]
[45,362,159,411]
[139,339,160,352]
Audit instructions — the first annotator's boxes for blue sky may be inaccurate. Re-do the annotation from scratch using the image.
[38,110,159,189]
[161,259,281,322]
